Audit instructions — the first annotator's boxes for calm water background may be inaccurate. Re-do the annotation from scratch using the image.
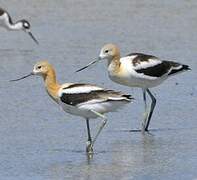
[0,0,196,179]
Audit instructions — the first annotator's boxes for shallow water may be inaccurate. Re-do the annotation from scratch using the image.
[0,0,197,179]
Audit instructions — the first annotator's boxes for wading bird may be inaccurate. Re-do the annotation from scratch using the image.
[76,44,190,132]
[11,61,133,153]
[0,7,38,44]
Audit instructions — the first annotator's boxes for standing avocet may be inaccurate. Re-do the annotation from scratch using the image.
[11,61,133,153]
[0,7,38,44]
[76,44,190,132]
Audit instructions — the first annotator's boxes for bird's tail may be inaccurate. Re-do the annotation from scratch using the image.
[122,94,134,101]
[168,62,191,76]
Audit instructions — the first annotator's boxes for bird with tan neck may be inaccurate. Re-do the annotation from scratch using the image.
[76,44,190,132]
[11,61,133,154]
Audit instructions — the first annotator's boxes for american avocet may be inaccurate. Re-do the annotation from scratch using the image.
[76,44,190,132]
[11,61,133,153]
[0,7,38,44]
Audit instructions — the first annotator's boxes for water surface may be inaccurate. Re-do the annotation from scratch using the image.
[0,0,196,179]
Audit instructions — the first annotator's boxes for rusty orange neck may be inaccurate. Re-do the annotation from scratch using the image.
[43,68,61,102]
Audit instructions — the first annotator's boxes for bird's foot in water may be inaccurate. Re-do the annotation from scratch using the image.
[86,141,93,154]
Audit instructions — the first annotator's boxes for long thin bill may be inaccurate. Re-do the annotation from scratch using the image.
[76,58,101,72]
[28,32,39,45]
[10,72,34,82]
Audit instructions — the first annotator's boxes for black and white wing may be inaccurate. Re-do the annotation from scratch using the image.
[59,83,132,106]
[125,53,190,78]
[0,7,13,26]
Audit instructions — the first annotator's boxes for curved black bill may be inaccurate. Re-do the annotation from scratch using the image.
[28,32,39,45]
[75,58,101,72]
[10,72,34,82]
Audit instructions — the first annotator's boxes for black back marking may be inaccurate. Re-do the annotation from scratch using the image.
[0,7,13,24]
[135,61,171,77]
[136,60,190,77]
[127,53,158,66]
[60,90,129,106]
[60,90,105,106]
[0,7,5,16]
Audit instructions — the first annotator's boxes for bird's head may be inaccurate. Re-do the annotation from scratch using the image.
[75,43,120,72]
[20,19,31,31]
[33,61,53,77]
[10,61,55,82]
[99,43,120,61]
[16,19,39,44]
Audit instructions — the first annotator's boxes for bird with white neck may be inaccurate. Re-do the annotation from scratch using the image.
[0,7,39,44]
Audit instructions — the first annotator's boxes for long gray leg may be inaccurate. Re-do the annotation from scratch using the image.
[145,89,156,131]
[86,119,92,142]
[142,88,147,109]
[90,110,107,146]
[142,89,149,132]
[86,118,93,153]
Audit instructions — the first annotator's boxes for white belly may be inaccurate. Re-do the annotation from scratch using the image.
[108,71,167,89]
[58,101,97,119]
[58,99,129,119]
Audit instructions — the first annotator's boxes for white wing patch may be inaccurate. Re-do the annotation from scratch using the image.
[120,55,137,62]
[120,56,161,80]
[76,99,105,106]
[171,65,182,70]
[108,97,129,101]
[120,56,161,70]
[58,85,103,97]
[134,58,162,70]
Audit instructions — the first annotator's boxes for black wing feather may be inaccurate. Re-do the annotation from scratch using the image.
[136,61,170,77]
[60,90,132,106]
[136,60,190,77]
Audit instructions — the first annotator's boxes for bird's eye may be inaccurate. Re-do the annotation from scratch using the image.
[23,22,30,29]
[105,50,109,53]
[37,66,41,69]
